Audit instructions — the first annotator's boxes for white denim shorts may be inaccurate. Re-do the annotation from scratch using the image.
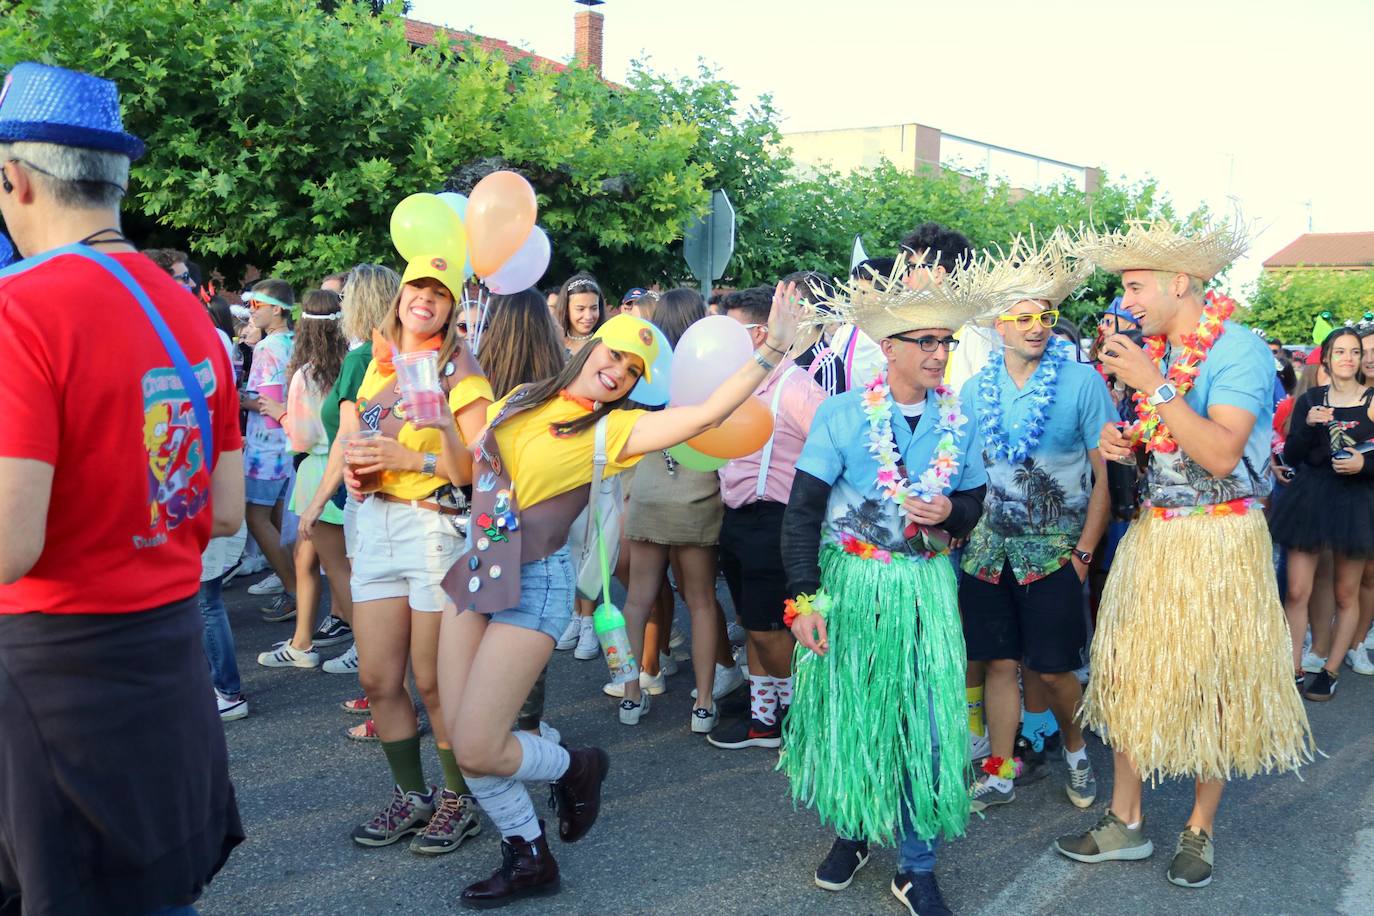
[343,498,361,560]
[350,496,461,613]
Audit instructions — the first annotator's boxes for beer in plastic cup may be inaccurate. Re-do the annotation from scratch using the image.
[392,351,446,425]
[348,429,384,494]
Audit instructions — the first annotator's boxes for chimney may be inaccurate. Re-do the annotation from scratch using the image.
[574,9,604,76]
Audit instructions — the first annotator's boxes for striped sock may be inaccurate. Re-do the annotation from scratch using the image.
[750,675,779,725]
[511,731,571,783]
[465,774,542,841]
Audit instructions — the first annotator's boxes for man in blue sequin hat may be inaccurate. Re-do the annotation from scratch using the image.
[0,63,246,915]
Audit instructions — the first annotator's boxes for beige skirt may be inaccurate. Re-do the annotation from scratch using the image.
[1081,509,1313,782]
[623,450,723,547]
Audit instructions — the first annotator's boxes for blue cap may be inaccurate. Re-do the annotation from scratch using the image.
[621,287,648,304]
[0,62,144,159]
[1103,297,1140,327]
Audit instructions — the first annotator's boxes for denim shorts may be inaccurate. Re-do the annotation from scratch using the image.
[488,547,574,643]
[244,474,290,507]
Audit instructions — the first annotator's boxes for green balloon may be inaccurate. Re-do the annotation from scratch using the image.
[667,442,727,472]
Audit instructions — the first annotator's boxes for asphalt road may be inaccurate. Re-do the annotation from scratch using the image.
[201,575,1374,916]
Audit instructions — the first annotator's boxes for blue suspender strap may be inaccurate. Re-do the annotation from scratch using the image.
[0,244,217,469]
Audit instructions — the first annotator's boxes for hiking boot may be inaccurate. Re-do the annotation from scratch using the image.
[1303,668,1338,701]
[970,774,1015,813]
[1065,750,1097,808]
[1167,828,1214,888]
[1055,811,1154,863]
[814,837,869,891]
[351,785,435,847]
[890,871,952,916]
[459,823,561,909]
[410,789,480,856]
[550,747,610,843]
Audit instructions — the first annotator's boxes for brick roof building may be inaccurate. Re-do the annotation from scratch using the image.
[402,8,606,77]
[1262,232,1374,271]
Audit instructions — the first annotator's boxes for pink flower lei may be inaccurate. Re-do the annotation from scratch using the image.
[862,371,966,509]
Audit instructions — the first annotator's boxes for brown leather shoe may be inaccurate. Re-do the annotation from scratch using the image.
[550,746,610,843]
[459,825,560,910]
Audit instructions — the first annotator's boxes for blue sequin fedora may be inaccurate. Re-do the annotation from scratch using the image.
[0,62,144,159]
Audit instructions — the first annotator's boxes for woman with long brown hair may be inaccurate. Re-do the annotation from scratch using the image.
[436,286,804,907]
[554,271,606,356]
[338,256,492,855]
[257,289,352,669]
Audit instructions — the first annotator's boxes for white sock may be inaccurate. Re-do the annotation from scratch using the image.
[465,773,541,840]
[774,676,794,708]
[749,675,778,725]
[1065,745,1088,767]
[511,731,571,783]
[985,775,1013,792]
[1126,820,1141,830]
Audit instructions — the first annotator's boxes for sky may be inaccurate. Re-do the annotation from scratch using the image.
[410,0,1374,295]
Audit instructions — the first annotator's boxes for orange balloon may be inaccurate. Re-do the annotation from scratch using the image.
[465,171,538,277]
[688,397,775,460]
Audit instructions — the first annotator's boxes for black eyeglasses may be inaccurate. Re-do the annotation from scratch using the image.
[891,333,959,352]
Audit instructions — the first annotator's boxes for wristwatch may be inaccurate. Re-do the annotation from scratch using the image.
[1072,548,1093,564]
[421,452,438,476]
[1147,382,1177,407]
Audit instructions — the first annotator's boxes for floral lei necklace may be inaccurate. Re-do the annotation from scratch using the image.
[862,372,966,507]
[976,339,1066,464]
[1129,292,1236,453]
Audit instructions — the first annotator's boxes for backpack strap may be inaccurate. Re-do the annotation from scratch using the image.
[583,414,611,545]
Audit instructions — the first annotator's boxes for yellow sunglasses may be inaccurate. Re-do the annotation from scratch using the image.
[997,310,1059,330]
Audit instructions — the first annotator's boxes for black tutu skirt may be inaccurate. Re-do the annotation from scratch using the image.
[1269,466,1374,556]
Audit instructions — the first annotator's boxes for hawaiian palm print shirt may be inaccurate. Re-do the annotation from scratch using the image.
[961,358,1114,585]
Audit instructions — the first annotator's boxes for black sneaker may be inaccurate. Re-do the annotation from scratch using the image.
[814,837,869,891]
[1013,733,1052,786]
[890,871,951,916]
[706,715,781,750]
[312,615,353,648]
[1303,668,1338,702]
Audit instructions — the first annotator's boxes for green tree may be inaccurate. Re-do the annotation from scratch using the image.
[1242,269,1374,344]
[0,0,706,288]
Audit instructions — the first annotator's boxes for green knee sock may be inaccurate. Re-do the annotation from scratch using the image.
[436,745,470,796]
[380,735,426,795]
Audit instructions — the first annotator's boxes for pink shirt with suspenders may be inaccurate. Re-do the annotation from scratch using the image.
[717,358,827,510]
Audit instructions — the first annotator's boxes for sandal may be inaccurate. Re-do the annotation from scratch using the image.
[345,718,379,742]
[341,695,371,715]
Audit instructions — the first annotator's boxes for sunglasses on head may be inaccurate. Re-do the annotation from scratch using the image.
[891,334,959,352]
[998,310,1059,330]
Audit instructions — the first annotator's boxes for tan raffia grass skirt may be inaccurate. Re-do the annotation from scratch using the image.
[1081,509,1313,783]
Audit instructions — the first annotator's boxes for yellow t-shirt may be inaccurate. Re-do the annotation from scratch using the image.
[487,395,645,509]
[354,362,494,499]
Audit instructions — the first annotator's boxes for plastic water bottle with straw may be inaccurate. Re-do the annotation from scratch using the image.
[589,507,637,684]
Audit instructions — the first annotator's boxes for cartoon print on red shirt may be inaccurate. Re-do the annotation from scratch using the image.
[140,360,215,545]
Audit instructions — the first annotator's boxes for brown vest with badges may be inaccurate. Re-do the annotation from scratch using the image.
[442,395,594,615]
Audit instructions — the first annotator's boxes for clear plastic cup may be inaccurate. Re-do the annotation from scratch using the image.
[392,351,446,425]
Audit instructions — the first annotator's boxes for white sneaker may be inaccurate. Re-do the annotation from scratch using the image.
[573,617,600,660]
[1301,651,1327,673]
[659,652,679,677]
[691,662,746,701]
[727,621,747,644]
[619,692,651,725]
[603,670,666,698]
[970,730,991,761]
[1363,625,1374,651]
[690,704,718,734]
[223,553,266,585]
[322,643,359,674]
[216,690,249,721]
[555,617,581,651]
[257,640,320,669]
[247,572,284,596]
[1345,648,1374,675]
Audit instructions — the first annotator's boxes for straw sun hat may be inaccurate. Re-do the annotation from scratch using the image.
[1073,217,1249,281]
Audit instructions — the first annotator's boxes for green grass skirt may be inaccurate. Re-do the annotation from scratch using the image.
[779,546,971,844]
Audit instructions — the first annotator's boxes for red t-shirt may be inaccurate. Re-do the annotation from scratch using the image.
[0,251,243,614]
